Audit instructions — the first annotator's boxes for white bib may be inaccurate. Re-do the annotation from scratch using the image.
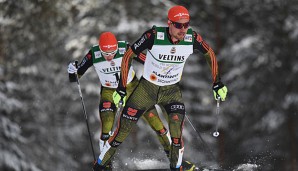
[143,44,193,86]
[94,57,135,88]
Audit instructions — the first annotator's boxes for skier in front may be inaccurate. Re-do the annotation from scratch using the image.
[68,32,197,170]
[93,5,228,171]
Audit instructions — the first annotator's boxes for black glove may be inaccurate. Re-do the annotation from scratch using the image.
[212,81,228,101]
[116,87,127,99]
[113,87,127,107]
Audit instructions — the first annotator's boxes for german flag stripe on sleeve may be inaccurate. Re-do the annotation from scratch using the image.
[121,48,134,87]
[208,48,218,83]
[202,41,218,83]
[138,53,146,62]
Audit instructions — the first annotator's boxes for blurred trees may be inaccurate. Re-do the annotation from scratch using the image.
[0,0,297,170]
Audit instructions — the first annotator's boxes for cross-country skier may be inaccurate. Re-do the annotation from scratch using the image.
[93,5,228,171]
[68,32,196,170]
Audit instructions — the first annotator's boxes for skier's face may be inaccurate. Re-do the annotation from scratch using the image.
[101,49,117,61]
[169,18,190,41]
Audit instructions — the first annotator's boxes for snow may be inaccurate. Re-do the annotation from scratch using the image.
[19,65,38,75]
[233,163,259,171]
[110,158,259,171]
[2,117,26,143]
[1,150,42,171]
[282,93,298,109]
[230,36,259,54]
[285,15,298,39]
[133,158,168,169]
[0,92,23,114]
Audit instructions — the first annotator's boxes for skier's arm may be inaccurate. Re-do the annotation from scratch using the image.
[119,28,155,88]
[127,40,146,64]
[193,31,220,83]
[193,31,228,101]
[112,47,135,106]
[77,50,93,76]
[134,53,146,64]
[68,50,93,82]
[118,47,135,89]
[113,28,155,106]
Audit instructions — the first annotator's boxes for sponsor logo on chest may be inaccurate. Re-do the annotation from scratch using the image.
[170,47,176,54]
[157,32,164,40]
[118,48,126,54]
[184,34,192,42]
[158,54,185,62]
[100,66,121,74]
[110,60,115,66]
[94,51,102,59]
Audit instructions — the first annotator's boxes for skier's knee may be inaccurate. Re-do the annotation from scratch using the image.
[171,137,182,148]
[164,102,185,117]
[156,127,168,135]
[121,106,144,121]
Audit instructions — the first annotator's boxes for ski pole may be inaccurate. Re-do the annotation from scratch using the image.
[213,98,220,137]
[74,61,96,161]
[185,114,217,162]
[109,100,123,136]
[109,72,123,136]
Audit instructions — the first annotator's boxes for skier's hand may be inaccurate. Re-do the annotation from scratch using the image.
[68,61,78,82]
[113,87,127,107]
[67,62,78,74]
[213,81,228,101]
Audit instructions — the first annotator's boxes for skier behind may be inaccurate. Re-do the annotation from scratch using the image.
[93,5,228,171]
[68,32,196,170]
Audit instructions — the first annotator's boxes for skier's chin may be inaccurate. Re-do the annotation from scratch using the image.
[177,33,186,40]
[105,57,113,61]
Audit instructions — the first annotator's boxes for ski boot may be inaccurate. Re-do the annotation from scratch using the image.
[93,161,104,171]
[182,160,199,171]
[170,166,183,171]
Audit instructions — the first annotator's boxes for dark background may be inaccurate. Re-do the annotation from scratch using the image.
[1,0,297,171]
